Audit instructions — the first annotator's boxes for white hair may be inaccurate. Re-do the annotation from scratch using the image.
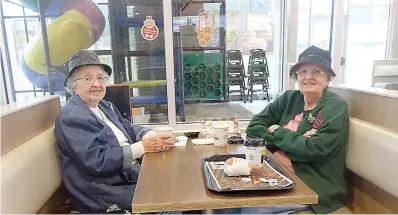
[65,70,79,95]
[64,65,108,95]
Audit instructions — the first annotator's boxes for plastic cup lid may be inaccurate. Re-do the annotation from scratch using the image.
[244,138,266,147]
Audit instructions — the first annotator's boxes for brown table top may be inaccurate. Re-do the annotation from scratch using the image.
[132,138,318,213]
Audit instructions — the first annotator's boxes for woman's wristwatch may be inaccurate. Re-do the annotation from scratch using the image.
[268,125,281,134]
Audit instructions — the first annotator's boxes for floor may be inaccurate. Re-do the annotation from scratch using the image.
[183,100,271,122]
[232,100,271,115]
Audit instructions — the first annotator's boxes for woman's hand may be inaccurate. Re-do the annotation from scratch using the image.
[142,134,176,153]
[268,125,280,133]
[303,129,317,138]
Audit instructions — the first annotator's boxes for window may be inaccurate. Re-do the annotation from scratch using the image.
[342,0,392,87]
[0,0,306,129]
[1,0,60,102]
[1,0,169,124]
[296,0,333,59]
[4,18,40,92]
[89,5,111,50]
[171,0,286,123]
[349,0,391,6]
[2,1,23,16]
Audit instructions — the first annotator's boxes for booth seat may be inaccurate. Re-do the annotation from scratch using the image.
[344,118,398,213]
[298,117,398,214]
[0,96,67,214]
[1,95,397,214]
[1,127,62,213]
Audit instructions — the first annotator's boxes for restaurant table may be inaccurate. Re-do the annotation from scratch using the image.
[132,138,318,213]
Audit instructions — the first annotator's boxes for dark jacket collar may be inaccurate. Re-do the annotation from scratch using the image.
[318,88,329,104]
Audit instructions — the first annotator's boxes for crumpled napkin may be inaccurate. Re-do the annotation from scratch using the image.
[174,136,188,147]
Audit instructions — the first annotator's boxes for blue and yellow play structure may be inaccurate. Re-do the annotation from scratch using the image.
[19,0,105,90]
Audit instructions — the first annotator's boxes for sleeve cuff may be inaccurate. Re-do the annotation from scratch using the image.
[121,145,133,170]
[142,130,156,139]
[135,127,152,142]
[261,131,277,149]
[274,127,289,141]
[130,141,145,160]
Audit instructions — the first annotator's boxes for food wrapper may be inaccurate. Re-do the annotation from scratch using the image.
[223,157,252,176]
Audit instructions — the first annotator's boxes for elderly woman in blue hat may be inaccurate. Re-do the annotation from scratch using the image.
[218,46,349,214]
[54,50,176,213]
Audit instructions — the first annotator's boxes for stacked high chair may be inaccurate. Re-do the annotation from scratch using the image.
[225,50,247,102]
[247,49,270,102]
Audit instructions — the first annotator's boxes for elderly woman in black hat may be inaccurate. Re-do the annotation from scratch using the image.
[218,46,349,214]
[54,50,176,213]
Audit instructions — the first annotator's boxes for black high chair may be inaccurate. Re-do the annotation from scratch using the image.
[247,49,270,102]
[225,50,246,102]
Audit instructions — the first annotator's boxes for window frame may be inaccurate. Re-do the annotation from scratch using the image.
[0,0,294,132]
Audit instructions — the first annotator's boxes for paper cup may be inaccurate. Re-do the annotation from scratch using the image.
[244,139,266,166]
[211,125,229,147]
[154,126,173,136]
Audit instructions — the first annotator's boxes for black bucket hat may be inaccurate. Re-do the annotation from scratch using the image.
[290,45,336,79]
[64,50,112,86]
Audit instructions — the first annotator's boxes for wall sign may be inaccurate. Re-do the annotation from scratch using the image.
[196,10,213,47]
[141,16,159,41]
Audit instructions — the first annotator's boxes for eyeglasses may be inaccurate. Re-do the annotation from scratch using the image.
[74,75,110,85]
[296,69,324,78]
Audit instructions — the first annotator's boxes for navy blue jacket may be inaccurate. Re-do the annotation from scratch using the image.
[54,95,150,212]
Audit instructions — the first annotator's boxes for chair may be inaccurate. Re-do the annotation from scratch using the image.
[225,50,246,102]
[247,49,270,102]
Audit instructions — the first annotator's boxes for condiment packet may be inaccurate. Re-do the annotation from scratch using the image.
[259,178,268,183]
[241,177,252,182]
[269,178,278,186]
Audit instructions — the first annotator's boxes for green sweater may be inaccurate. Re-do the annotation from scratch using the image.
[246,89,349,214]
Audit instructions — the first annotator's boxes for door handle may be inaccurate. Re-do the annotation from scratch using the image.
[340,57,346,66]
